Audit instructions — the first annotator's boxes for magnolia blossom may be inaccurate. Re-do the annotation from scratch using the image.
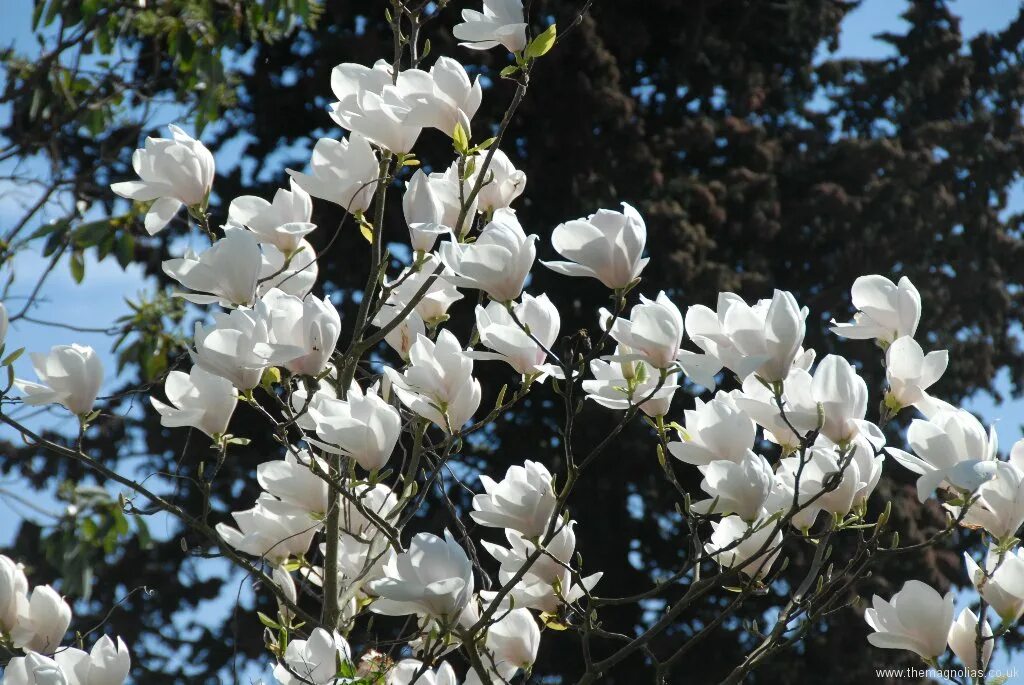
[668,391,756,466]
[5,653,70,685]
[15,344,103,416]
[150,365,238,438]
[470,149,526,213]
[885,336,948,410]
[403,169,448,251]
[704,516,783,581]
[11,584,72,653]
[308,383,401,472]
[691,451,775,522]
[543,202,648,290]
[811,354,884,447]
[383,254,463,324]
[272,628,352,685]
[948,608,993,670]
[888,408,999,502]
[604,291,721,387]
[191,307,274,391]
[373,305,425,360]
[473,294,560,377]
[256,449,330,519]
[955,455,1024,541]
[471,460,556,538]
[453,0,528,52]
[330,60,423,154]
[686,290,807,383]
[260,239,319,298]
[482,520,602,613]
[392,57,483,137]
[387,660,458,685]
[228,179,315,254]
[582,353,680,418]
[110,124,214,234]
[964,546,1024,623]
[733,369,819,452]
[287,134,378,212]
[0,554,27,632]
[471,607,540,683]
[216,494,318,565]
[162,226,262,306]
[384,330,481,433]
[439,208,537,302]
[430,163,478,236]
[258,288,342,376]
[50,635,132,685]
[367,530,474,621]
[778,445,863,530]
[864,580,954,660]
[831,274,921,345]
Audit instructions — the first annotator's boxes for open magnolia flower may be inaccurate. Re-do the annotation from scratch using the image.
[228,179,316,254]
[330,59,423,154]
[15,344,103,417]
[544,202,648,290]
[472,293,561,378]
[453,0,528,52]
[389,57,483,138]
[162,226,262,307]
[469,148,526,213]
[307,382,401,472]
[272,628,352,685]
[287,134,379,212]
[668,391,756,466]
[705,516,783,581]
[831,274,921,345]
[439,208,537,302]
[110,124,214,234]
[471,460,557,538]
[865,580,953,661]
[215,494,318,565]
[150,365,238,438]
[582,352,681,418]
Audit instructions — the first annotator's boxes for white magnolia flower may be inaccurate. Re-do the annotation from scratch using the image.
[473,294,560,377]
[778,445,863,529]
[383,254,463,324]
[60,635,132,685]
[582,352,680,418]
[955,453,1024,541]
[888,407,999,503]
[215,494,318,565]
[403,169,448,251]
[384,330,482,434]
[372,305,426,360]
[330,60,423,154]
[390,57,483,138]
[110,124,215,234]
[470,149,526,213]
[260,239,319,299]
[668,391,756,466]
[228,179,316,254]
[258,288,342,376]
[686,290,807,383]
[11,584,72,653]
[15,344,103,416]
[272,628,352,685]
[439,208,537,302]
[948,608,993,671]
[387,659,458,685]
[482,520,602,613]
[885,336,948,411]
[162,226,262,307]
[256,449,330,519]
[471,607,540,683]
[0,554,28,632]
[733,369,819,452]
[289,374,338,431]
[603,291,721,387]
[367,530,474,621]
[471,460,556,538]
[453,0,528,52]
[308,383,401,472]
[430,163,478,237]
[831,274,921,345]
[964,546,1024,624]
[691,451,775,522]
[150,365,238,438]
[544,202,648,290]
[5,652,71,685]
[864,580,954,660]
[811,354,884,447]
[704,516,783,581]
[191,307,274,391]
[287,134,379,213]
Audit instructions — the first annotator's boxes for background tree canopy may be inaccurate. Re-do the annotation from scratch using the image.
[2,0,1024,682]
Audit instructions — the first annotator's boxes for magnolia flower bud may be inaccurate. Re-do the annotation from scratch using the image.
[150,365,238,439]
[948,608,993,671]
[865,580,954,660]
[831,274,921,345]
[110,124,215,235]
[471,460,557,538]
[453,0,528,52]
[439,209,537,302]
[287,134,379,213]
[11,584,72,653]
[402,169,447,251]
[15,344,103,416]
[367,530,474,621]
[544,202,648,290]
[228,179,316,254]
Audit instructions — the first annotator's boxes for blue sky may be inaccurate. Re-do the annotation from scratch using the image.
[2,0,1024,681]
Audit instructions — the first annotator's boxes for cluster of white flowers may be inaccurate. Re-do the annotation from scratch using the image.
[3,0,1023,682]
[0,555,130,684]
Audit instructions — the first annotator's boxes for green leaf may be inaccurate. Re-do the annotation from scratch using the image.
[70,250,85,283]
[258,611,282,630]
[1,347,25,367]
[359,223,373,243]
[500,64,520,78]
[526,24,557,59]
[452,121,470,155]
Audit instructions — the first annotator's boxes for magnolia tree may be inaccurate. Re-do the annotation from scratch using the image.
[0,2,1020,684]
